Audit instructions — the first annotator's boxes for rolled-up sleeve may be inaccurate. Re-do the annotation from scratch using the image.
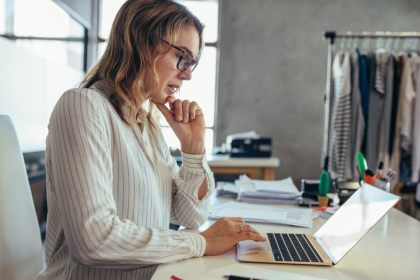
[166,144,215,232]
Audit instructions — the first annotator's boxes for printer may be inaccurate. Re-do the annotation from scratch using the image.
[225,131,272,158]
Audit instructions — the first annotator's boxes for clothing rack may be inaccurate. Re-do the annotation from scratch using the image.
[321,31,420,171]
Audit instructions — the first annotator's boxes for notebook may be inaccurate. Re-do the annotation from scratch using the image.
[237,183,400,266]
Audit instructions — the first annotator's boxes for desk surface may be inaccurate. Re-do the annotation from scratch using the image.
[206,155,280,167]
[152,197,420,280]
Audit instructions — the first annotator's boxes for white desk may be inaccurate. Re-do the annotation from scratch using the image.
[152,196,420,280]
[206,155,280,180]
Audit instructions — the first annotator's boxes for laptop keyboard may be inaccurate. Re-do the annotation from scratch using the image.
[267,233,324,263]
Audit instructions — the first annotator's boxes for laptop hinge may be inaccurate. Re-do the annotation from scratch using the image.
[313,235,337,265]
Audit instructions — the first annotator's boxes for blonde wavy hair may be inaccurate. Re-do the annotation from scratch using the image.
[80,0,204,140]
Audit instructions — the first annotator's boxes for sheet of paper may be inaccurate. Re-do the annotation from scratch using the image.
[210,202,313,228]
[186,263,328,280]
[253,177,300,194]
[235,179,255,194]
[216,208,287,222]
[186,276,218,280]
[222,182,238,193]
[235,177,301,199]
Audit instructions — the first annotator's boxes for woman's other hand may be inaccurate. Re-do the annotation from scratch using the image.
[154,96,205,154]
[198,217,266,256]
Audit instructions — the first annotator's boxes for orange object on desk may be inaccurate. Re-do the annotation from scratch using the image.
[315,206,332,210]
[364,169,376,185]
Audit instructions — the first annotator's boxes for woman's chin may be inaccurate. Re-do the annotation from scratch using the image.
[151,96,168,105]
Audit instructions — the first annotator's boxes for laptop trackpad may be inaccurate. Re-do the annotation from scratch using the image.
[237,233,274,262]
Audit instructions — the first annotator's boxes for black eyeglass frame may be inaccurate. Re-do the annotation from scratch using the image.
[161,39,200,72]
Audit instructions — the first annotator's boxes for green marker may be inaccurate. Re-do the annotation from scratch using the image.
[357,152,368,181]
[319,171,330,197]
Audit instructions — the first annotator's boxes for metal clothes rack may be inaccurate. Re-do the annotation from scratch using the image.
[321,31,420,171]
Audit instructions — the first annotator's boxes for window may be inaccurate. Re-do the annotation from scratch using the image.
[0,0,5,34]
[0,0,86,153]
[99,0,219,152]
[0,0,87,71]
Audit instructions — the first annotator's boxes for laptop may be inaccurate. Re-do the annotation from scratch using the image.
[237,183,400,266]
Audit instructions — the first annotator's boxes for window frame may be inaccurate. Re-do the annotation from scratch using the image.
[0,0,91,72]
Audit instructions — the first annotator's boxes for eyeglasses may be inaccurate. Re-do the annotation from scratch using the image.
[161,39,199,72]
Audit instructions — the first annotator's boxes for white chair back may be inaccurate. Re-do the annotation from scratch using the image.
[0,115,43,280]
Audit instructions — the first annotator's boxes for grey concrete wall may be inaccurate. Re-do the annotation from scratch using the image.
[216,0,420,186]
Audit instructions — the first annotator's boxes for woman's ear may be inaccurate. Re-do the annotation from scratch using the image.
[150,40,167,59]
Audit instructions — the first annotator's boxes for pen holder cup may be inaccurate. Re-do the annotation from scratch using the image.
[373,179,390,192]
[317,195,329,207]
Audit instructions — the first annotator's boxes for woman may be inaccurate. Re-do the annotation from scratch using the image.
[37,1,265,279]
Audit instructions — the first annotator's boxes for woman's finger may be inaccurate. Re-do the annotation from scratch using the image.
[173,99,183,121]
[153,101,173,123]
[189,101,199,120]
[182,100,190,123]
[167,95,176,103]
[237,224,259,234]
[237,232,266,242]
[229,223,257,235]
[167,95,176,111]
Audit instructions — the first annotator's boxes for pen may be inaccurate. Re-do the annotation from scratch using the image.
[386,172,396,182]
[376,161,384,179]
[223,275,264,280]
[381,169,393,180]
[356,165,361,176]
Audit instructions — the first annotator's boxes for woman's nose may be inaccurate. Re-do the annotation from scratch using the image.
[179,67,192,81]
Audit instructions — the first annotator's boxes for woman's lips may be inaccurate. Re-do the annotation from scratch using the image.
[168,84,180,94]
[168,85,176,94]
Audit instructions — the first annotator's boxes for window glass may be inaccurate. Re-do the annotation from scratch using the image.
[98,41,107,60]
[178,0,218,43]
[176,46,216,127]
[0,0,5,34]
[14,0,84,38]
[100,0,126,39]
[0,36,85,153]
[15,40,84,70]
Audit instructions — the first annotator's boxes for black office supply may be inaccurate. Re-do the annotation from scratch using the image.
[223,275,264,280]
[230,138,272,158]
[300,179,332,207]
[333,181,360,205]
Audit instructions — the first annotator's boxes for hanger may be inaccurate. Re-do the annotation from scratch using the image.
[353,37,358,49]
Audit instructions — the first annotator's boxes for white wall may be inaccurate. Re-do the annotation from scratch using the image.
[0,36,84,153]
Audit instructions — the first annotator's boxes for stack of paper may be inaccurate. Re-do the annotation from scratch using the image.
[210,201,316,228]
[216,182,238,198]
[235,175,301,205]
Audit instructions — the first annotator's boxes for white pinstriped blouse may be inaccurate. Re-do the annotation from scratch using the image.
[37,81,215,280]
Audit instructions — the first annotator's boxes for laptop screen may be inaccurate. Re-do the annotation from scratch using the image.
[314,183,400,264]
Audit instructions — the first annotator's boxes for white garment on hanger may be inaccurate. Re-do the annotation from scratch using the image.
[328,52,352,181]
